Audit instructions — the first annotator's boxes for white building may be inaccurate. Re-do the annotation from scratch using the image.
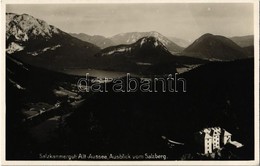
[212,127,221,150]
[195,127,237,154]
[222,129,232,145]
[204,133,213,154]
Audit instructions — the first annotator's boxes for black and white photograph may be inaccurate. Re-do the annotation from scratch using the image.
[1,0,259,165]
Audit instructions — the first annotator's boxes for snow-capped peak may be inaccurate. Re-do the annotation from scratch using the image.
[138,36,164,48]
[6,13,60,41]
[148,31,160,38]
[6,13,62,54]
[110,31,176,49]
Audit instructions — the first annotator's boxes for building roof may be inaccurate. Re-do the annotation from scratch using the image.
[223,130,232,136]
[203,128,211,134]
[212,127,221,134]
[204,133,213,139]
[203,127,221,135]
[199,127,232,140]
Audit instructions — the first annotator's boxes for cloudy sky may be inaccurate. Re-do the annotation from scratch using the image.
[6,3,254,42]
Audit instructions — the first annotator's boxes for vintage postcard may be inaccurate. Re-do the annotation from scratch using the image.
[1,0,259,165]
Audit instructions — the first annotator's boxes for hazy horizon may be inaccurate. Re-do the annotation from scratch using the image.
[6,3,254,42]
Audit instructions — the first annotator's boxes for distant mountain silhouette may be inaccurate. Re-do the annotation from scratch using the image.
[168,37,191,48]
[70,33,115,49]
[230,35,254,47]
[183,33,248,61]
[110,31,184,52]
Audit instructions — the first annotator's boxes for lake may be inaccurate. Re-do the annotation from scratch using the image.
[60,68,139,78]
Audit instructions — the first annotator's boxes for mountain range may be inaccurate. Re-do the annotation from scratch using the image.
[70,32,254,57]
[110,31,184,52]
[71,31,185,53]
[70,31,253,62]
[6,13,254,73]
[94,36,178,74]
[5,13,204,74]
[6,13,100,70]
